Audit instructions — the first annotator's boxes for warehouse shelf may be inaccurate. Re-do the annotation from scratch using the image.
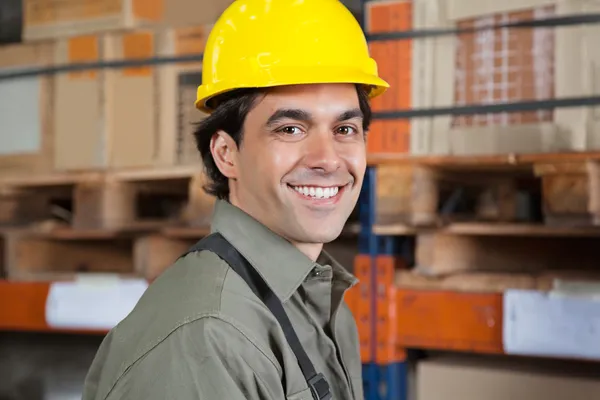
[2,281,598,363]
[395,289,504,354]
[0,279,145,334]
[395,288,600,362]
[0,281,107,334]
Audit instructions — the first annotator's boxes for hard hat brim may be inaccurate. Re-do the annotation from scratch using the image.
[195,66,390,113]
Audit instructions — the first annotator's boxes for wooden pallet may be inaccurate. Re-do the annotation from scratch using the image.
[0,223,363,282]
[374,158,600,229]
[0,166,215,231]
[0,227,206,282]
[413,226,600,277]
[395,269,600,293]
[534,161,600,227]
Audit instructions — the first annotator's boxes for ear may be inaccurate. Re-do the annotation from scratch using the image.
[210,130,239,179]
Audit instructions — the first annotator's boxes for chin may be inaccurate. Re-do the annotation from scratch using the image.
[302,225,345,244]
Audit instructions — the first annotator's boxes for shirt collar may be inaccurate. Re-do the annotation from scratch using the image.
[210,199,334,302]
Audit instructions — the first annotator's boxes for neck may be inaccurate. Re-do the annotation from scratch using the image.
[290,241,324,262]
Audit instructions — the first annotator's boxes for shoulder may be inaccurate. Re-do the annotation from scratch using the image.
[87,316,283,400]
[83,250,282,400]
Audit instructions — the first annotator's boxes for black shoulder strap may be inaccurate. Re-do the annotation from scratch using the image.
[182,233,332,400]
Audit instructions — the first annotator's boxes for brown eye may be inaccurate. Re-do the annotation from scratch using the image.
[336,126,356,135]
[280,126,303,135]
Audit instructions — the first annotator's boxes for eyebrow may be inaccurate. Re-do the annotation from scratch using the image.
[265,107,364,127]
[265,109,312,127]
[336,108,363,122]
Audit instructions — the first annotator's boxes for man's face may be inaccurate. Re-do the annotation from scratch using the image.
[225,83,367,247]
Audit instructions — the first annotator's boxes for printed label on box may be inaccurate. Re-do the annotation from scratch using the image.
[45,277,149,330]
[503,289,600,360]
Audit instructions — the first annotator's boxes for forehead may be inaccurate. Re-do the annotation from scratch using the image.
[251,83,361,120]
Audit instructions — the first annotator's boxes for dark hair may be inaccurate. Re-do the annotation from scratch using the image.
[194,85,372,200]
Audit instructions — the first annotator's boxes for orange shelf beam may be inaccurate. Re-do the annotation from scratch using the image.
[0,281,51,331]
[395,289,504,354]
[1,282,505,353]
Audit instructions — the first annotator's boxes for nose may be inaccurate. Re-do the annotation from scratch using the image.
[303,130,342,173]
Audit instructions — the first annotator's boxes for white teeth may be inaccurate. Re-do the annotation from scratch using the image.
[292,185,341,199]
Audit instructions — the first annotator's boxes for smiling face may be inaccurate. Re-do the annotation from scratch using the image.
[210,83,367,259]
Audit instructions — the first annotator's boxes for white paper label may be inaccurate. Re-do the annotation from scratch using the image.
[45,276,149,330]
[503,289,600,360]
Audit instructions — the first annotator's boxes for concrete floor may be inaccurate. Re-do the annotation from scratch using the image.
[0,332,103,400]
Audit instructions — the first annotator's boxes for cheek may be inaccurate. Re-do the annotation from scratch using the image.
[339,143,367,174]
[246,143,300,183]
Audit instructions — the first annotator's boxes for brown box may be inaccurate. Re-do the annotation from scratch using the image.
[410,0,600,156]
[417,356,600,400]
[155,25,210,167]
[23,0,233,41]
[0,41,55,178]
[53,34,104,171]
[53,26,209,171]
[104,30,158,168]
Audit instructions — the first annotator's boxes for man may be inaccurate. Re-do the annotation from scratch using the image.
[82,0,388,399]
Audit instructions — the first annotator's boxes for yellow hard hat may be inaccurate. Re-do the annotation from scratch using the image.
[195,0,390,113]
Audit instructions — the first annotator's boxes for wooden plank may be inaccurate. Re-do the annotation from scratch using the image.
[4,232,136,281]
[396,270,539,292]
[395,289,504,354]
[0,169,217,230]
[375,164,525,226]
[73,177,137,230]
[368,151,600,167]
[535,161,600,226]
[373,222,600,237]
[134,235,196,280]
[414,233,600,276]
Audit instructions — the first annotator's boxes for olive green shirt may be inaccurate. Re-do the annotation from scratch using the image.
[82,199,364,400]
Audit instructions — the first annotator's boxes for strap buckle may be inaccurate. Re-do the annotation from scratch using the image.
[307,373,332,400]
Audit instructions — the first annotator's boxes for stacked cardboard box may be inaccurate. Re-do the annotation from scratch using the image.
[0,0,232,177]
[52,25,209,171]
[155,25,210,167]
[417,355,600,400]
[23,0,232,41]
[410,0,600,156]
[0,41,55,177]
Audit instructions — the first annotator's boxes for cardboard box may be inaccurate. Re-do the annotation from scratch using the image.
[104,30,158,169]
[417,356,600,400]
[155,25,209,167]
[53,35,104,171]
[54,31,158,170]
[23,0,233,41]
[53,26,209,171]
[410,0,600,156]
[0,41,54,177]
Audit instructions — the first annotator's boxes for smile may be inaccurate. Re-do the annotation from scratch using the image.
[288,185,343,199]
